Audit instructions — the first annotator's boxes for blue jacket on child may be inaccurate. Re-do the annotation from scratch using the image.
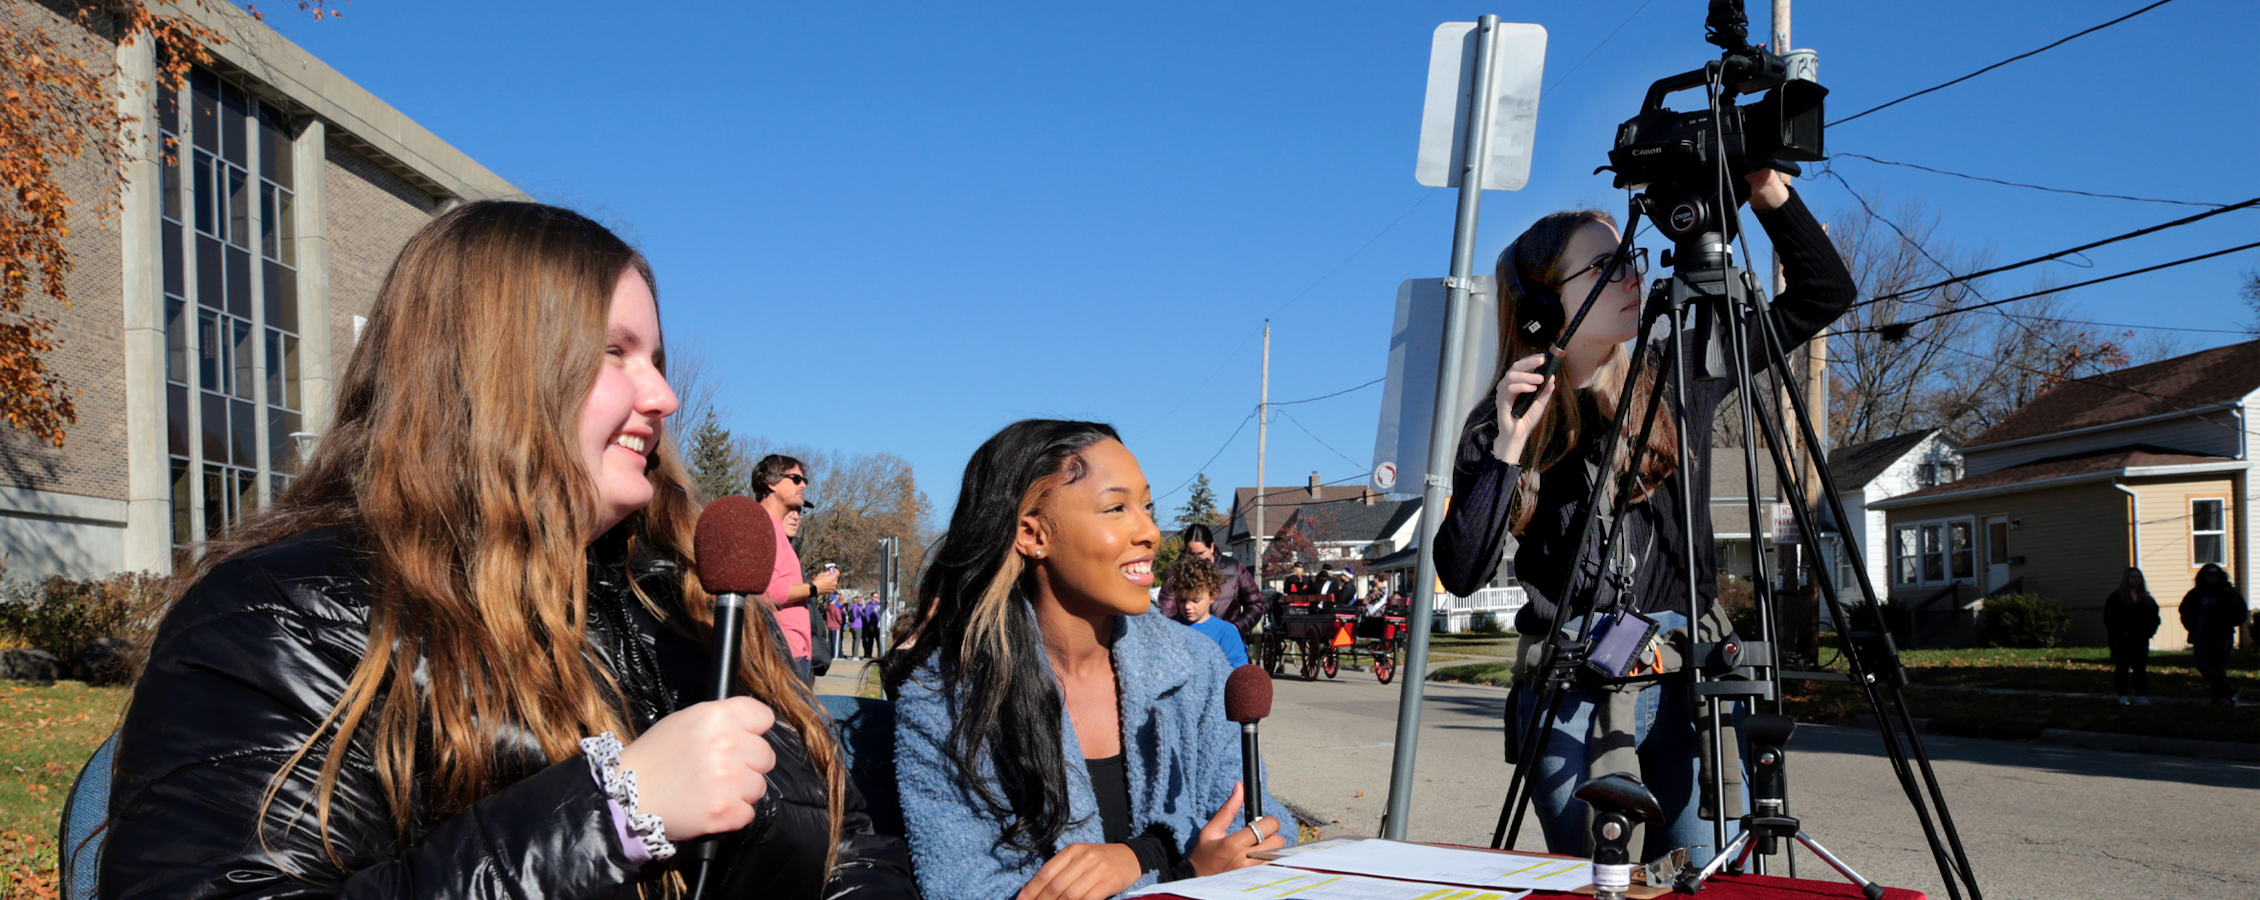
[893,607,1294,900]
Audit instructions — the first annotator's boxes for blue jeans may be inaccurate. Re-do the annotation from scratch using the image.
[1513,610,1745,864]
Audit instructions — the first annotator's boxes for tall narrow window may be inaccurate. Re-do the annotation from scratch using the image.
[1893,526,1919,585]
[1947,521,1975,580]
[163,70,301,548]
[2191,498,2227,567]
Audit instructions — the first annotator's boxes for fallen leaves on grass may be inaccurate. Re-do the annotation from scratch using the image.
[0,829,57,900]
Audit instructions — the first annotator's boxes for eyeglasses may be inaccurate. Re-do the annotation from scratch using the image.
[1554,246,1649,288]
[776,473,808,486]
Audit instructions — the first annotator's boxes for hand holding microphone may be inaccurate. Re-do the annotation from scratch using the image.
[622,496,782,841]
[1493,352,1559,464]
[1187,665,1285,876]
[659,496,778,896]
[620,696,778,839]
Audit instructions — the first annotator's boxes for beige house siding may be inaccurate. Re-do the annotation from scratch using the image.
[1885,483,2131,645]
[2129,475,2240,648]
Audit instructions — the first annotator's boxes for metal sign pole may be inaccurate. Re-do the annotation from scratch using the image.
[1381,12,1501,840]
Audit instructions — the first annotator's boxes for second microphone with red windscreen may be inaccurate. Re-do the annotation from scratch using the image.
[1224,664,1274,829]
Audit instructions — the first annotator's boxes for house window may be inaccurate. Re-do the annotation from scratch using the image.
[1916,461,1961,488]
[2191,498,2227,567]
[161,69,301,549]
[1891,517,1977,586]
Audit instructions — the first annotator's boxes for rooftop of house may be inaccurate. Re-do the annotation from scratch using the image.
[1885,445,2234,504]
[1966,339,2260,449]
[1709,449,1781,502]
[1825,429,1942,489]
[1227,482,1385,541]
[1272,498,1421,545]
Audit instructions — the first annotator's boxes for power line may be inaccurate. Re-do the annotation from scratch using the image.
[1274,406,1366,471]
[1130,327,1259,441]
[1853,191,2260,308]
[1543,0,1659,98]
[1137,186,1437,441]
[1273,376,1384,407]
[1266,189,1440,319]
[1994,313,2249,336]
[1862,240,2260,334]
[1831,153,2225,208]
[1153,409,1257,504]
[1819,169,2253,423]
[1829,0,2180,127]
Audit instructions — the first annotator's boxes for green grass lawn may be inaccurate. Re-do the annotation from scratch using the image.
[0,680,129,898]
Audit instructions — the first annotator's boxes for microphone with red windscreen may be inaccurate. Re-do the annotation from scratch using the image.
[686,495,777,899]
[1224,664,1274,829]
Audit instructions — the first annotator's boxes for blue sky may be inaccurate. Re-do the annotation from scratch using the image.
[272,1,2260,521]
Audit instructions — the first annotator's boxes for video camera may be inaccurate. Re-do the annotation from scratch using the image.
[1601,1,1827,251]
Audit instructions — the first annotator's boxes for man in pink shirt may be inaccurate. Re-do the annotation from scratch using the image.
[753,454,837,685]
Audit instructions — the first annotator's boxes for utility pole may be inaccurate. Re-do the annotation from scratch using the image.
[1254,322,1271,579]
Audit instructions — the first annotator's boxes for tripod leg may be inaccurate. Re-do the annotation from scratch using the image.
[1689,829,1754,887]
[1793,833,1886,900]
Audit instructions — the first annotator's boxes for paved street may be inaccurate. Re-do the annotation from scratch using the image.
[1259,666,2260,900]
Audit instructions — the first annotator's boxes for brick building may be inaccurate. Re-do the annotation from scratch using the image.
[1,1,518,578]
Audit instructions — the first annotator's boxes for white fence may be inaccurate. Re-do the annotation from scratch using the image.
[1435,585,1526,633]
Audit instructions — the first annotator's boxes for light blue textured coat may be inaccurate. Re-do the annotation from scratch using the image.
[894,608,1294,900]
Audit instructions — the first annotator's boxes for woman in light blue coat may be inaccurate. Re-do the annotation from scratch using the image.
[883,420,1291,900]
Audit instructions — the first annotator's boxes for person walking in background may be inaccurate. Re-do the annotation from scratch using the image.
[1155,524,1263,637]
[827,592,847,661]
[2180,563,2249,706]
[861,594,884,657]
[1167,556,1247,669]
[753,454,839,685]
[2103,567,2160,705]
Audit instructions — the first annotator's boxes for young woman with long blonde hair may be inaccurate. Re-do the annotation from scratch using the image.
[102,202,915,900]
[1435,170,1854,864]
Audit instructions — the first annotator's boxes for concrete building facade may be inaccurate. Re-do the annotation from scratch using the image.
[1,1,518,578]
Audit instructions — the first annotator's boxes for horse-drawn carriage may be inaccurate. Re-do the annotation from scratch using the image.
[1255,590,1409,684]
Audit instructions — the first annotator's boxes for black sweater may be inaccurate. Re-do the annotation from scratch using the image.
[1434,190,1855,631]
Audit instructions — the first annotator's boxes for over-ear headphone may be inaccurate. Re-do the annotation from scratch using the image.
[1503,235,1562,349]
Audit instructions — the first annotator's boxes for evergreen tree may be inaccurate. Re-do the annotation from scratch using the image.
[1174,473,1225,530]
[687,409,741,502]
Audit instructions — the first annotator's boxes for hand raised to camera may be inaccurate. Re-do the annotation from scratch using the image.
[1491,353,1558,465]
[1745,168,1792,212]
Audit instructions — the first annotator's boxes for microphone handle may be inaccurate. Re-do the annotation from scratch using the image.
[688,592,748,893]
[1508,352,1562,420]
[1241,723,1262,828]
[707,593,747,701]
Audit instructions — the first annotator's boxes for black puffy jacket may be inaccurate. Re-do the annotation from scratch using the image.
[102,526,917,900]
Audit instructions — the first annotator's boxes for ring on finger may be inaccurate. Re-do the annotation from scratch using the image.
[1250,819,1268,843]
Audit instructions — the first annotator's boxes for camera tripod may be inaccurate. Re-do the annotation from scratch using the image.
[1485,155,1982,900]
[1690,714,1885,900]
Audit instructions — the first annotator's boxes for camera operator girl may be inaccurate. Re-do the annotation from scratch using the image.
[102,202,915,900]
[1435,169,1854,863]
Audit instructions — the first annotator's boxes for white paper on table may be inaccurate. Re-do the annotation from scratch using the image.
[1267,839,1592,892]
[1133,866,1529,900]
